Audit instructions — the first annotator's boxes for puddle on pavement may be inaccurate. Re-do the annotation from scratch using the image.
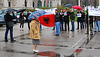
[0,47,73,57]
[79,32,97,49]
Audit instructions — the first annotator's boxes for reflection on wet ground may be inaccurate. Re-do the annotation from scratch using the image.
[0,26,100,57]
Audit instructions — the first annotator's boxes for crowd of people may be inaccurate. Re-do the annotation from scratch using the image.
[4,8,100,53]
[54,9,100,36]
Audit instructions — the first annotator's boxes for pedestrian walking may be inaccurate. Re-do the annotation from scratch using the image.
[26,11,31,30]
[60,9,64,31]
[70,10,75,32]
[64,9,70,31]
[4,11,16,42]
[19,11,24,31]
[95,16,100,32]
[77,10,82,30]
[30,17,41,53]
[55,9,60,36]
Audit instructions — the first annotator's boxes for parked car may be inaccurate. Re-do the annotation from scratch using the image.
[0,14,5,26]
[0,9,18,24]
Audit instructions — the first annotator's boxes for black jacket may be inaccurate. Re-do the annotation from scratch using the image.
[20,14,24,24]
[26,13,30,22]
[70,12,75,20]
[60,12,64,21]
[55,13,60,22]
[4,13,13,23]
[4,13,13,28]
[82,12,85,20]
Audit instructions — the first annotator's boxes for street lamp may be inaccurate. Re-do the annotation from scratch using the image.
[78,0,80,6]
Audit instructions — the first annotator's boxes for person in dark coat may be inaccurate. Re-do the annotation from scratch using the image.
[26,11,30,30]
[77,10,82,30]
[70,10,75,32]
[20,11,24,31]
[60,9,64,31]
[55,9,60,36]
[81,10,86,29]
[64,9,70,31]
[4,11,16,42]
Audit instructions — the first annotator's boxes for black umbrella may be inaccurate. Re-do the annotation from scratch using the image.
[6,8,17,12]
[64,4,73,8]
[17,9,26,13]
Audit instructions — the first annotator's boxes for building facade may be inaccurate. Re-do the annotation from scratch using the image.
[0,0,61,10]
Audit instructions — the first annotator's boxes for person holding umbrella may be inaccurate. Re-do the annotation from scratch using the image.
[30,16,40,53]
[26,11,31,30]
[4,11,16,42]
[19,11,24,31]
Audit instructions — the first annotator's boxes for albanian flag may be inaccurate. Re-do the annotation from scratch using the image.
[38,14,55,27]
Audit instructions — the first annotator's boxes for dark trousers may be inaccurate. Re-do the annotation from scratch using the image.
[81,20,84,29]
[60,21,64,30]
[28,22,30,30]
[5,27,14,41]
[71,20,75,31]
[20,23,24,28]
[77,21,81,29]
[65,21,69,31]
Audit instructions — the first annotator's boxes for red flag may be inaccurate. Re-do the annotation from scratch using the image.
[38,14,55,27]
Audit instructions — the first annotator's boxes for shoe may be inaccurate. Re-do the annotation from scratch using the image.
[94,31,97,32]
[52,29,55,30]
[11,40,16,43]
[55,34,59,36]
[5,40,8,42]
[33,49,39,53]
[77,28,79,30]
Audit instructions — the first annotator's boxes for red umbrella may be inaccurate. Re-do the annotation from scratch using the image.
[72,5,83,10]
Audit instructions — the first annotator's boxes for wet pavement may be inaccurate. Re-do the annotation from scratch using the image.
[0,22,100,57]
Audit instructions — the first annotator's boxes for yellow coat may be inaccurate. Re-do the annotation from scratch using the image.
[30,20,41,39]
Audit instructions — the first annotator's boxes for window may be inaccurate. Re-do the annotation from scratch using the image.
[8,2,11,7]
[33,2,34,8]
[25,0,27,7]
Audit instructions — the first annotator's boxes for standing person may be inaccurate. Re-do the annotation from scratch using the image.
[55,9,60,36]
[60,9,64,31]
[70,10,75,32]
[12,11,17,24]
[4,11,16,42]
[26,11,31,30]
[30,17,40,53]
[77,10,82,30]
[89,16,93,34]
[20,12,24,31]
[95,16,100,32]
[81,10,85,29]
[64,9,70,31]
[86,10,89,34]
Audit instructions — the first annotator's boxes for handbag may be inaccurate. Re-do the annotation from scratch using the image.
[7,21,14,28]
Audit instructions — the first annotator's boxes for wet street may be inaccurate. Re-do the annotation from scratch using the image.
[0,22,100,57]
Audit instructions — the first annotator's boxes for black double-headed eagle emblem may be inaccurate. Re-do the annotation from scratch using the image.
[43,17,50,24]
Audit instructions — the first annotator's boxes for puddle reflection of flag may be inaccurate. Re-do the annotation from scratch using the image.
[38,14,55,27]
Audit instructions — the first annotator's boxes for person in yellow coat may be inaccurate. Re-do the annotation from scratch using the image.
[30,17,41,53]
